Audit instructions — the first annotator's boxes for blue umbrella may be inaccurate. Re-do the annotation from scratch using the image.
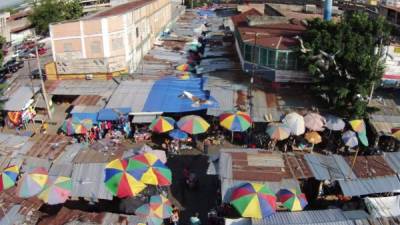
[325,114,345,131]
[169,129,188,140]
[357,131,369,147]
[342,130,358,148]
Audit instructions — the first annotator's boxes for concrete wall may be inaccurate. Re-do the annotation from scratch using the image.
[0,12,10,42]
[49,0,172,76]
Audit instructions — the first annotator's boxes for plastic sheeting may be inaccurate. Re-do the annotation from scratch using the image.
[97,108,131,121]
[72,112,99,124]
[365,196,400,218]
[142,76,218,113]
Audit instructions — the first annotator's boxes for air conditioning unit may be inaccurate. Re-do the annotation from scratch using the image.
[85,74,93,80]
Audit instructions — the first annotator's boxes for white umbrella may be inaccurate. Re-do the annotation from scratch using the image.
[282,112,305,135]
[304,113,326,131]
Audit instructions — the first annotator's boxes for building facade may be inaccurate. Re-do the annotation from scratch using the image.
[0,12,10,42]
[49,0,172,79]
[231,9,311,83]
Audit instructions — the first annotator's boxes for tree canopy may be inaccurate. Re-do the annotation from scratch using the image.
[0,36,5,65]
[299,12,392,118]
[29,0,83,35]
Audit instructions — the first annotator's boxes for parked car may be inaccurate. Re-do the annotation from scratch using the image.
[31,69,47,80]
[3,58,24,72]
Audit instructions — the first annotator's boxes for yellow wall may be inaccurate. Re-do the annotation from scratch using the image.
[45,62,127,80]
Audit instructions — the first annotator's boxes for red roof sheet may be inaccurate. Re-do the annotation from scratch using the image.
[37,207,105,225]
[91,0,156,18]
[344,155,396,178]
[232,9,305,50]
[0,187,43,219]
[26,134,73,160]
[71,95,102,106]
[230,151,312,182]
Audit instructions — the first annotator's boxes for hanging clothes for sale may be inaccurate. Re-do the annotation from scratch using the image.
[7,111,22,126]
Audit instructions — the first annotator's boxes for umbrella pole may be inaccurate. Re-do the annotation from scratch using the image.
[311,143,314,153]
[350,147,360,170]
[231,131,233,143]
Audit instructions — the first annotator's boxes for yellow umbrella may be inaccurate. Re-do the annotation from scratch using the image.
[393,130,400,141]
[349,119,366,133]
[304,131,322,144]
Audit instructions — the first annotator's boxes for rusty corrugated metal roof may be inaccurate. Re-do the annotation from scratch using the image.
[26,134,73,161]
[71,95,103,106]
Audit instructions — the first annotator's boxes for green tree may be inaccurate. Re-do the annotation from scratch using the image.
[29,0,83,35]
[0,35,5,65]
[298,12,392,118]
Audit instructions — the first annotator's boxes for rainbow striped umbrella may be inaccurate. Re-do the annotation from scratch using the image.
[104,158,147,198]
[219,111,252,132]
[393,129,400,140]
[149,195,173,219]
[276,188,308,211]
[17,167,48,198]
[149,116,175,133]
[349,119,366,133]
[0,165,19,192]
[130,153,172,186]
[266,123,291,141]
[176,64,191,72]
[177,72,191,80]
[177,115,210,135]
[135,204,164,225]
[357,131,369,147]
[38,176,72,205]
[230,182,276,218]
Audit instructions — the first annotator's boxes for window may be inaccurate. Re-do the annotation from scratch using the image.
[90,41,101,54]
[136,27,139,38]
[287,52,297,70]
[277,51,288,70]
[63,43,73,52]
[267,49,276,68]
[244,44,252,61]
[260,49,267,66]
[112,37,123,50]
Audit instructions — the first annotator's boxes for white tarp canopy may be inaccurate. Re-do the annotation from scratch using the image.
[365,195,400,218]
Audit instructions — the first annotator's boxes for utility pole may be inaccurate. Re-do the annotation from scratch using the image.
[33,30,52,120]
[368,38,384,105]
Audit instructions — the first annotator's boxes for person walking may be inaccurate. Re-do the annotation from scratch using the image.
[170,205,179,225]
[203,138,210,155]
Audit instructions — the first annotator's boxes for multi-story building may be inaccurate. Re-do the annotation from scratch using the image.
[0,12,10,42]
[48,0,172,80]
[80,0,130,13]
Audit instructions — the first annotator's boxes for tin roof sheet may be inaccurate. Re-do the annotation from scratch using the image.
[0,133,31,157]
[26,134,73,161]
[251,209,369,225]
[383,152,400,174]
[71,163,113,200]
[3,86,39,111]
[105,80,154,112]
[304,154,357,180]
[47,80,117,98]
[338,176,400,197]
[71,95,104,106]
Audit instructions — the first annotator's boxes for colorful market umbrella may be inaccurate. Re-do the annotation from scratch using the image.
[177,72,191,80]
[304,131,322,144]
[324,114,345,131]
[177,115,210,135]
[349,119,366,133]
[393,129,400,140]
[266,123,291,141]
[282,112,305,135]
[169,129,188,140]
[230,182,276,218]
[276,188,308,211]
[17,167,48,198]
[130,153,172,186]
[357,131,369,147]
[176,64,191,72]
[149,116,175,133]
[60,117,78,135]
[135,204,164,225]
[304,113,325,131]
[0,165,19,192]
[38,176,72,205]
[219,111,252,132]
[342,130,358,148]
[104,158,147,198]
[149,195,173,219]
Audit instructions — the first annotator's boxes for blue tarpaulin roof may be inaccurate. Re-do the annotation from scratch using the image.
[142,76,218,113]
[97,108,131,121]
[72,113,99,124]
